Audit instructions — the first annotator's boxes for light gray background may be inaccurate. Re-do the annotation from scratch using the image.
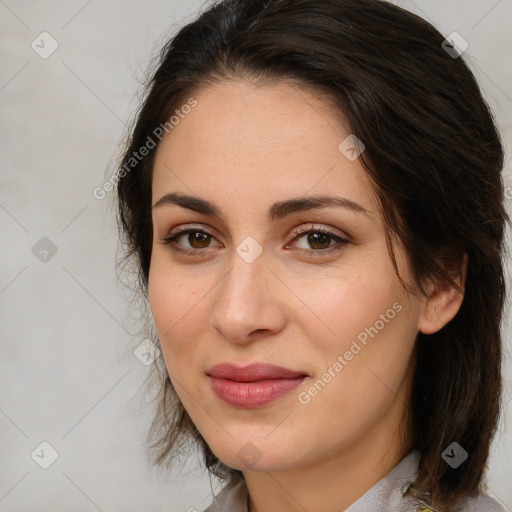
[1,1,511,511]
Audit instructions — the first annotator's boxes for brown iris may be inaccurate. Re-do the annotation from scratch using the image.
[307,232,331,250]
[187,232,211,249]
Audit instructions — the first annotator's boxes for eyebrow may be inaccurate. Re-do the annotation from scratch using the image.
[152,192,370,221]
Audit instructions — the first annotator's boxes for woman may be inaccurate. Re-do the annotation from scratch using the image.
[115,0,509,510]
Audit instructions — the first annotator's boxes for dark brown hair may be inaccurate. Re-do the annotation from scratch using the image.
[115,0,509,509]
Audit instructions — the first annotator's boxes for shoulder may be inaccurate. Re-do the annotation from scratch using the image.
[454,494,507,512]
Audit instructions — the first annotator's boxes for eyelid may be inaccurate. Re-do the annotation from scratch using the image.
[164,222,349,243]
[289,223,349,241]
[164,223,222,239]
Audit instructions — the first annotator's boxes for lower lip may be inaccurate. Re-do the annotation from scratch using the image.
[209,376,307,408]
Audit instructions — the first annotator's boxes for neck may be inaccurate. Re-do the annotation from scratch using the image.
[243,389,413,512]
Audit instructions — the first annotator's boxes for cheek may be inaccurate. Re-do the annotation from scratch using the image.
[294,256,405,347]
[147,256,205,373]
[293,254,420,396]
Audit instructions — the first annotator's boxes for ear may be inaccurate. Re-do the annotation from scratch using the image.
[418,252,468,335]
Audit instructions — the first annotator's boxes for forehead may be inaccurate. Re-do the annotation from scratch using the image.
[159,79,347,153]
[152,79,377,217]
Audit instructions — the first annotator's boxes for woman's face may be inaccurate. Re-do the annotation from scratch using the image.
[148,79,425,472]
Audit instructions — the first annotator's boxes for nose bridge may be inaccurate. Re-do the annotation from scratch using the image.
[223,231,268,298]
[220,248,269,315]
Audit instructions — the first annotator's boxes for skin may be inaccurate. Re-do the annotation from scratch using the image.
[148,79,465,512]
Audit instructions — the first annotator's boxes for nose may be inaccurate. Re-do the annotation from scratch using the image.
[210,249,287,345]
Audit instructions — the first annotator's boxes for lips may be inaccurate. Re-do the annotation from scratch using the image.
[206,363,308,408]
[207,363,307,381]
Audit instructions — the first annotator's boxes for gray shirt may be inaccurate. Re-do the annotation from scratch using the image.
[203,450,506,511]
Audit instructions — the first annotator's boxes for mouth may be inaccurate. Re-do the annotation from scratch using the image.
[206,363,309,408]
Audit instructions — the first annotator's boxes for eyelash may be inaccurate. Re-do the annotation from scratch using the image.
[158,224,349,257]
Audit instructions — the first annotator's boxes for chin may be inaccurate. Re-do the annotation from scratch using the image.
[209,437,298,473]
[223,453,289,472]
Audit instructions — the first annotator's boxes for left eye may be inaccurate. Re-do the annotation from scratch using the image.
[291,229,348,251]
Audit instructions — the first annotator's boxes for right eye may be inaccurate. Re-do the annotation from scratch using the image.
[159,228,222,255]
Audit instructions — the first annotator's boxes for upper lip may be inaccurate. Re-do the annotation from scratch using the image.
[207,363,308,382]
